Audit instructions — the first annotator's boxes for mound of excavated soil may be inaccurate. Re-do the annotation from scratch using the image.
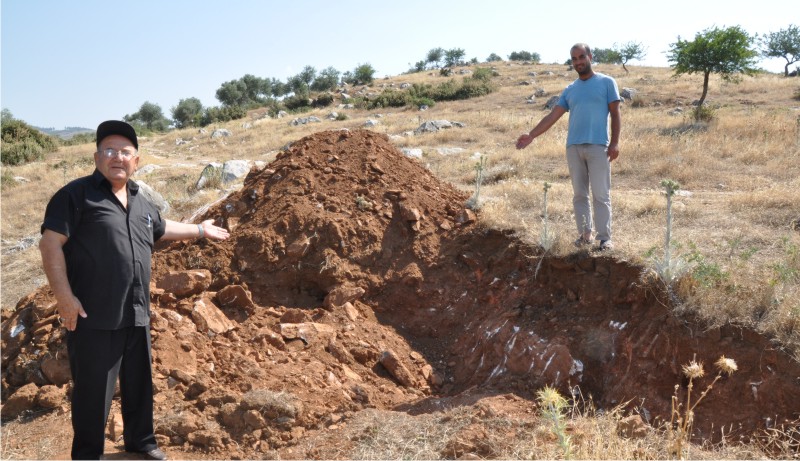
[2,129,799,458]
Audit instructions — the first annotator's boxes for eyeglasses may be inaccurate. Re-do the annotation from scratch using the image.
[100,148,137,159]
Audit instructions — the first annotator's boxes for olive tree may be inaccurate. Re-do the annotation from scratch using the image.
[311,66,341,91]
[617,41,647,73]
[760,24,800,76]
[426,48,445,69]
[667,25,758,108]
[171,97,204,129]
[124,101,170,132]
[444,48,466,67]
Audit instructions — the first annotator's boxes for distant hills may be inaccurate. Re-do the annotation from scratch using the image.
[33,126,93,140]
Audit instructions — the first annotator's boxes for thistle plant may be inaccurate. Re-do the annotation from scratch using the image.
[540,182,555,252]
[465,155,486,210]
[653,179,690,286]
[668,355,738,459]
[534,182,555,278]
[537,386,573,459]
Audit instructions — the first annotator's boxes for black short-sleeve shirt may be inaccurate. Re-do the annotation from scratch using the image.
[41,169,166,330]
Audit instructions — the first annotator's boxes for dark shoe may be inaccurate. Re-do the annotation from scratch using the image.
[598,240,614,251]
[143,448,167,460]
[574,236,592,247]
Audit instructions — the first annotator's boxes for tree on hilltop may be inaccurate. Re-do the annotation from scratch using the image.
[171,98,204,129]
[426,48,445,69]
[617,41,647,73]
[592,48,622,65]
[444,48,466,67]
[667,25,758,110]
[508,50,540,63]
[759,24,800,76]
[124,101,170,132]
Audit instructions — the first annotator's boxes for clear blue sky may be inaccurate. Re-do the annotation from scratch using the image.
[1,0,793,129]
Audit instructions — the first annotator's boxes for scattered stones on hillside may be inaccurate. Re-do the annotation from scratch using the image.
[211,129,232,139]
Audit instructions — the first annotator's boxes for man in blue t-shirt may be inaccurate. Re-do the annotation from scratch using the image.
[516,43,621,251]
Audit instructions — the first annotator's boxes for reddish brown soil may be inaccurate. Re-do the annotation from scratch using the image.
[2,129,799,459]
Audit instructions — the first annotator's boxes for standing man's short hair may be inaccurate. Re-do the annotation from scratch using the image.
[571,43,592,57]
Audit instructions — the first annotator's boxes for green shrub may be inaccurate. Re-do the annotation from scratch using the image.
[692,104,716,122]
[1,138,47,165]
[471,67,497,82]
[283,94,312,111]
[365,90,409,109]
[312,93,335,108]
[1,118,59,165]
[200,105,247,126]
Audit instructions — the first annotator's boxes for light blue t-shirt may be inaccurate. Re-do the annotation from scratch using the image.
[557,72,620,146]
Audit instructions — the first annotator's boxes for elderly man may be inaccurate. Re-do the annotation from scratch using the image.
[39,120,230,460]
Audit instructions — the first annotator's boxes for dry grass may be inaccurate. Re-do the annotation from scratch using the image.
[332,399,789,460]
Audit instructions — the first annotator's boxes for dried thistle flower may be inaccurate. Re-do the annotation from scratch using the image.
[715,355,738,375]
[682,360,705,379]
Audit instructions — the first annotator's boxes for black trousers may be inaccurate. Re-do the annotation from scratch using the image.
[67,326,157,460]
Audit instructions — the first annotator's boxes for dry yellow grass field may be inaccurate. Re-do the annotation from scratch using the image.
[1,62,799,459]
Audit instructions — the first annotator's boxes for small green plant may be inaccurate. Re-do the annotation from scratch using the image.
[196,165,223,190]
[537,386,572,459]
[669,355,738,459]
[355,194,373,210]
[685,243,729,288]
[692,104,716,122]
[534,182,556,278]
[465,155,486,210]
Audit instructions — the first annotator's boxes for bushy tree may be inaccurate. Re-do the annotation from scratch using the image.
[592,47,622,65]
[124,101,170,132]
[240,74,272,103]
[486,53,502,62]
[216,79,248,107]
[426,48,445,68]
[286,75,309,97]
[760,24,800,76]
[408,60,427,73]
[171,97,204,129]
[667,25,758,108]
[508,50,540,63]
[269,78,289,98]
[311,66,341,91]
[216,75,272,107]
[296,66,317,88]
[617,41,647,73]
[344,63,376,85]
[444,48,466,67]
